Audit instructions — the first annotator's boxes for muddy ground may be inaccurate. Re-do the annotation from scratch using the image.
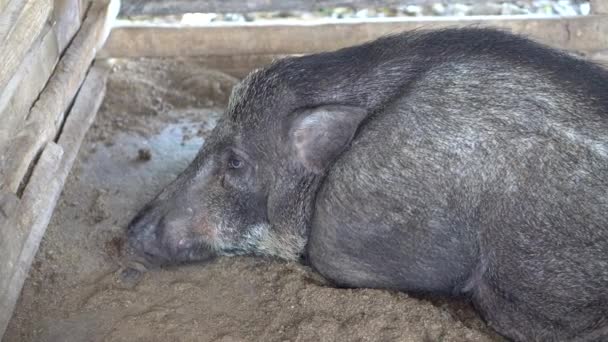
[4,59,504,342]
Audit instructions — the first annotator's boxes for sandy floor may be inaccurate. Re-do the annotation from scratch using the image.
[4,59,505,342]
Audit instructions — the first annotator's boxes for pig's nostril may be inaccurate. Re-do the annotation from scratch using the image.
[144,251,161,262]
[127,208,161,237]
[125,212,173,265]
[127,202,158,232]
[126,217,144,237]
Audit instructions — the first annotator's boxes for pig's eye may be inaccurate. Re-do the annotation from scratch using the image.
[228,157,243,169]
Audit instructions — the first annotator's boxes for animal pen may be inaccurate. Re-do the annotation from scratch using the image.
[0,0,607,340]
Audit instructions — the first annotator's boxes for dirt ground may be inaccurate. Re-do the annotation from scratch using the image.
[4,59,505,342]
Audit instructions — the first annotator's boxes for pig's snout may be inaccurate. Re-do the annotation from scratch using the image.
[127,201,216,265]
[127,205,172,265]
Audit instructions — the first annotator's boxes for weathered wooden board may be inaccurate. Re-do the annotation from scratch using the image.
[0,143,64,339]
[0,0,26,42]
[99,15,608,59]
[0,0,114,194]
[0,25,58,159]
[0,0,83,173]
[591,0,608,14]
[0,0,53,96]
[188,54,289,78]
[0,0,10,14]
[98,0,121,50]
[119,0,491,16]
[53,0,84,50]
[80,0,90,19]
[0,61,111,339]
[56,62,111,164]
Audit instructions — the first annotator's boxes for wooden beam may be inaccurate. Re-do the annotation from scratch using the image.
[118,0,490,16]
[0,0,10,14]
[53,0,84,50]
[99,15,608,59]
[0,25,58,165]
[591,0,608,14]
[0,0,53,96]
[0,192,19,221]
[0,61,110,339]
[0,142,64,339]
[177,54,290,78]
[204,54,289,78]
[80,0,91,19]
[0,0,26,43]
[56,62,111,173]
[0,0,83,173]
[0,0,114,194]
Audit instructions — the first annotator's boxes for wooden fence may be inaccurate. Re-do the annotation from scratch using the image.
[0,0,117,337]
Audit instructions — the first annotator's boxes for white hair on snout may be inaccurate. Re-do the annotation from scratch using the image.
[213,221,305,261]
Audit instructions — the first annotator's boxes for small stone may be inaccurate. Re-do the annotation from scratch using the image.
[119,267,143,287]
[137,148,152,161]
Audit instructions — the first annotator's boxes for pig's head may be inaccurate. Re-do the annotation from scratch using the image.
[127,60,368,266]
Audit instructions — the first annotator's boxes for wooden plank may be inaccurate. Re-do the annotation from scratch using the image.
[99,15,608,59]
[0,142,64,339]
[0,25,58,160]
[0,192,19,219]
[0,0,114,194]
[591,0,608,14]
[0,61,110,339]
[210,55,288,78]
[119,0,490,16]
[182,54,290,78]
[0,0,10,14]
[0,0,53,96]
[106,55,285,80]
[79,0,90,19]
[0,191,19,295]
[56,62,111,174]
[0,0,82,173]
[53,0,83,50]
[99,0,121,50]
[0,0,26,43]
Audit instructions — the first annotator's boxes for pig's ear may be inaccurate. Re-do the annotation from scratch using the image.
[289,105,367,174]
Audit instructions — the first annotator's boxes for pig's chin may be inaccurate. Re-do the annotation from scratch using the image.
[128,241,217,269]
[171,244,217,265]
[151,241,215,267]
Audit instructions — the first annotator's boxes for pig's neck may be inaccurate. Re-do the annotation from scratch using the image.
[260,174,323,261]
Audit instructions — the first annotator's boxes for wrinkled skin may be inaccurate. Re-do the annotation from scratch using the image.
[128,28,608,341]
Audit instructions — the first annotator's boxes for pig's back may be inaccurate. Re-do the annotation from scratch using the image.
[308,53,608,295]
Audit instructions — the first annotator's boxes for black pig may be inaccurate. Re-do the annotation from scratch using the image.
[127,28,608,341]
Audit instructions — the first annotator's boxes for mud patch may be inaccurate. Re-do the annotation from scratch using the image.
[4,59,504,342]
